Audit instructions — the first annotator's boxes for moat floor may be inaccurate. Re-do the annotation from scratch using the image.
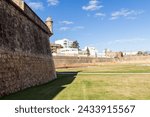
[1,64,150,100]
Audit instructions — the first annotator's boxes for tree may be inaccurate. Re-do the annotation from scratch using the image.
[86,47,90,56]
[137,51,143,55]
[71,40,80,49]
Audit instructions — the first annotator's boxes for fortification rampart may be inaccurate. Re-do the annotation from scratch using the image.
[0,0,56,97]
[53,56,116,68]
[122,56,150,63]
[53,56,150,68]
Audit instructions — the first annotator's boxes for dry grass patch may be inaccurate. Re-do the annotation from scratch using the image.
[54,74,150,100]
[57,64,150,73]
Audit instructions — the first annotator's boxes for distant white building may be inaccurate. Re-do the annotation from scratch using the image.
[82,46,98,57]
[54,39,99,57]
[55,38,73,48]
[97,53,106,57]
[57,48,79,56]
[123,51,138,56]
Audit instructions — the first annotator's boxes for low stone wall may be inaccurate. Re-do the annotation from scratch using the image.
[122,56,150,63]
[53,55,150,68]
[53,56,115,68]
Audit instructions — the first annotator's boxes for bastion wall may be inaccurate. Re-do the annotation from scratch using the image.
[0,0,56,97]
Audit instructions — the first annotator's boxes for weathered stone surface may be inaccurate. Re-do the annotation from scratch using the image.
[53,55,150,68]
[53,56,116,68]
[0,0,56,97]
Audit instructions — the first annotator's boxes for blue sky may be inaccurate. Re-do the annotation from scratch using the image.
[25,0,150,52]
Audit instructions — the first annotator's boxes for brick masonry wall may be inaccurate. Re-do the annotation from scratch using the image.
[0,0,56,97]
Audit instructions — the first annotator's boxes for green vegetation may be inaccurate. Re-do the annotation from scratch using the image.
[57,64,150,73]
[54,74,150,100]
[1,64,150,100]
[71,40,80,49]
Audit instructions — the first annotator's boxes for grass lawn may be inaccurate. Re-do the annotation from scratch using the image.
[1,64,150,100]
[57,63,150,73]
[54,74,150,100]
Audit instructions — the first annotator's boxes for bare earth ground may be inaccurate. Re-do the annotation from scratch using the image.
[1,63,150,100]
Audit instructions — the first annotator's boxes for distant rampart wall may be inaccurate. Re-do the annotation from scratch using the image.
[53,56,115,68]
[53,56,150,68]
[122,56,150,63]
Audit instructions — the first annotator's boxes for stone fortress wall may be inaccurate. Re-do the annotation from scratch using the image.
[53,56,116,68]
[53,55,150,68]
[122,56,150,63]
[0,0,56,97]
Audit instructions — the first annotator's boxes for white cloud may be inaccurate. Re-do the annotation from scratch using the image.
[82,0,103,11]
[110,16,118,20]
[47,0,59,6]
[95,12,106,17]
[110,9,144,20]
[126,17,137,20]
[87,14,91,17]
[73,26,85,30]
[59,27,70,31]
[28,2,44,10]
[108,38,147,45]
[60,21,74,25]
[59,26,84,31]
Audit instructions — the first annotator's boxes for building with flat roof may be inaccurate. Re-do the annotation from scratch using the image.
[55,38,73,48]
[82,46,98,57]
[50,43,63,53]
[57,48,79,56]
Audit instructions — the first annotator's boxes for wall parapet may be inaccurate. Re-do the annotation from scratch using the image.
[6,0,51,36]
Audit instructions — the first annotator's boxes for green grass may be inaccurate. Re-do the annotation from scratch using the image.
[1,64,150,100]
[54,74,150,100]
[57,64,150,73]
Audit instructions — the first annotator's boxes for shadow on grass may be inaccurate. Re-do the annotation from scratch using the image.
[0,72,79,100]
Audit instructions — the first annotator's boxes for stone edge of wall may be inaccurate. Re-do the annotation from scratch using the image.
[6,0,51,36]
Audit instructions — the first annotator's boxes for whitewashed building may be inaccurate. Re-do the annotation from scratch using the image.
[55,38,73,48]
[123,51,138,56]
[82,46,98,57]
[57,48,79,56]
